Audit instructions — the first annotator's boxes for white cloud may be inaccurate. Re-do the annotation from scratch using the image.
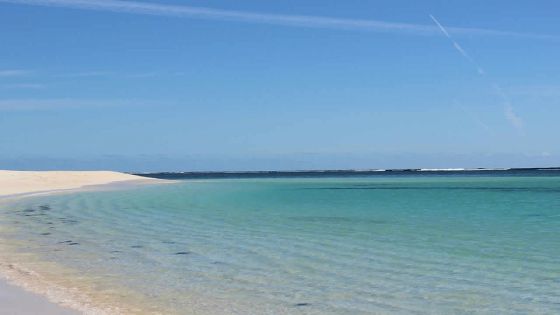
[1,0,558,39]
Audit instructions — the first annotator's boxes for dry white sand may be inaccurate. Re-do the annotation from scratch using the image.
[0,170,165,314]
[0,170,159,197]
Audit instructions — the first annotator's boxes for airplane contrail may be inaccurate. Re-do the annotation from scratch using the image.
[0,0,559,40]
[429,14,524,132]
[430,15,485,75]
[429,14,452,38]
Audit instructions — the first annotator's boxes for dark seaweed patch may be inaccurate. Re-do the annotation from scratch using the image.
[174,251,191,255]
[294,303,311,307]
[130,245,143,248]
[60,218,79,225]
[40,232,51,236]
[39,205,51,211]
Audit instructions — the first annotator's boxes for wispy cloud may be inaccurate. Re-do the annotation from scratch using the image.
[506,85,560,97]
[0,69,179,85]
[503,104,523,130]
[0,69,33,77]
[1,83,45,89]
[126,72,158,79]
[56,71,186,78]
[493,84,524,131]
[1,0,559,39]
[430,14,524,133]
[55,71,115,78]
[0,98,154,110]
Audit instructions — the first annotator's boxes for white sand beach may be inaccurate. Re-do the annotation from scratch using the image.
[0,170,164,315]
[0,170,159,197]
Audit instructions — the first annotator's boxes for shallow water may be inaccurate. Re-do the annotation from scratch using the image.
[1,175,560,314]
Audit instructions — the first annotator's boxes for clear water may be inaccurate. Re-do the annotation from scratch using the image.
[1,175,560,314]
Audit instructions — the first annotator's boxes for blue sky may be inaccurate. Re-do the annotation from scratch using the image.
[1,0,560,171]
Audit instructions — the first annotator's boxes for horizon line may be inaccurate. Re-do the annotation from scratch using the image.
[133,167,560,174]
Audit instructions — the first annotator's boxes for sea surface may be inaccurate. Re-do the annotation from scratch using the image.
[1,173,559,314]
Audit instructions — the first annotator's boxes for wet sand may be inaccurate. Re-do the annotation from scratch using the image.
[0,279,79,315]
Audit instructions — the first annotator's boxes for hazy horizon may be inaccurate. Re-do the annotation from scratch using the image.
[1,152,558,172]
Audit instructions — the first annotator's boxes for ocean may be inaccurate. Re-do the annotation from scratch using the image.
[1,172,559,314]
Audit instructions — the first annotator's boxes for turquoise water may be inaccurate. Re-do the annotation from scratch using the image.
[1,175,560,314]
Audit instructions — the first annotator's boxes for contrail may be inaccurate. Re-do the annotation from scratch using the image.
[429,14,451,38]
[1,0,559,39]
[430,14,524,132]
[430,15,485,75]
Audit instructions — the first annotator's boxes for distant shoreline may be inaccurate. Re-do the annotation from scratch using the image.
[136,167,560,179]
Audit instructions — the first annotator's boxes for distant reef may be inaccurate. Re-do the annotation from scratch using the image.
[135,167,560,179]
